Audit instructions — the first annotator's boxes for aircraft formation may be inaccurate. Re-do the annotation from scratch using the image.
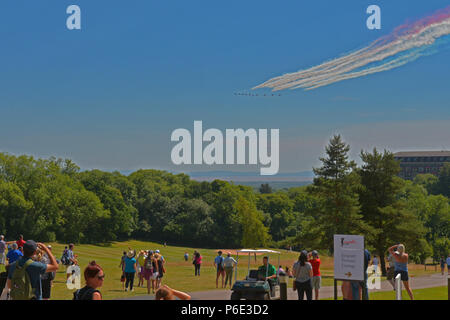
[233,92,282,97]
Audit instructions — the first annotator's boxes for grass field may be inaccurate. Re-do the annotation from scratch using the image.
[322,286,448,300]
[0,240,444,300]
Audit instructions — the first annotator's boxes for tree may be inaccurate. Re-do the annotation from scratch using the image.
[235,196,271,248]
[434,163,450,197]
[259,183,273,194]
[358,148,428,274]
[413,174,438,195]
[307,135,370,252]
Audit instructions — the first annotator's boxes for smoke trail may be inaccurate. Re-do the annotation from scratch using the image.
[254,7,450,92]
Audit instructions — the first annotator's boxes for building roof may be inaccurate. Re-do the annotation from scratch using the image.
[394,151,450,157]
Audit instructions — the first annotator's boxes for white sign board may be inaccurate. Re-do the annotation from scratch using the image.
[334,234,364,281]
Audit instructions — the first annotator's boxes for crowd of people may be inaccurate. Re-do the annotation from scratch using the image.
[0,234,448,301]
[119,248,166,294]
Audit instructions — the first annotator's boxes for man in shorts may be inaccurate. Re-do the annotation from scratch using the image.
[214,251,225,289]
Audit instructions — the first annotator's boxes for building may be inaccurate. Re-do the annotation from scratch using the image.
[394,151,450,180]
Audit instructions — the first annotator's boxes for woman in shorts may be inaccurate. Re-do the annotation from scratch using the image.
[154,253,165,288]
[142,250,154,294]
[388,244,414,300]
[151,252,160,291]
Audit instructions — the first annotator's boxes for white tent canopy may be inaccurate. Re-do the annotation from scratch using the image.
[238,249,280,254]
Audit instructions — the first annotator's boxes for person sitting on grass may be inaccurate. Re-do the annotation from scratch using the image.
[155,285,191,300]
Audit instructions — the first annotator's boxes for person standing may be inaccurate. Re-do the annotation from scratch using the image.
[388,244,414,300]
[137,251,146,287]
[16,235,26,249]
[386,252,396,289]
[362,249,371,300]
[214,251,225,288]
[193,251,202,276]
[150,251,159,292]
[6,243,23,265]
[292,251,313,300]
[73,261,104,300]
[142,251,154,294]
[155,253,165,289]
[0,236,6,266]
[65,244,77,280]
[440,257,446,275]
[6,241,58,300]
[446,254,450,275]
[223,252,237,289]
[40,245,56,300]
[184,252,189,262]
[124,250,137,292]
[372,255,379,274]
[308,250,321,300]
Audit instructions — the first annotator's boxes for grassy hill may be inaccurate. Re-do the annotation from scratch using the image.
[0,240,441,300]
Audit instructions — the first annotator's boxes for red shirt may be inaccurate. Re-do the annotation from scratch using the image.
[309,258,321,276]
[16,239,26,248]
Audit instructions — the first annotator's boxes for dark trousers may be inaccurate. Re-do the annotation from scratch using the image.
[194,264,201,276]
[125,272,135,290]
[296,280,312,300]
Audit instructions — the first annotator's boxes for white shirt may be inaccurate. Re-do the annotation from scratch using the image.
[373,257,378,265]
[223,256,237,268]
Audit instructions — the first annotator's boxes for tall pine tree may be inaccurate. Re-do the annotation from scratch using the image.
[308,135,370,252]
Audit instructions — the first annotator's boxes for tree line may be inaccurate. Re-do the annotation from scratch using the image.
[0,136,448,275]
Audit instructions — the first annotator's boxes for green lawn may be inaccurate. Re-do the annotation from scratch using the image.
[322,286,448,300]
[0,240,444,300]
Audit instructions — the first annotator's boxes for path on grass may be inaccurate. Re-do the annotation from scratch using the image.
[123,272,448,300]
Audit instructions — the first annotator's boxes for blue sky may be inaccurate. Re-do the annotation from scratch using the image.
[0,0,449,173]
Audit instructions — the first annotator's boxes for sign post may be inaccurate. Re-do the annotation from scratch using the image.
[333,234,365,300]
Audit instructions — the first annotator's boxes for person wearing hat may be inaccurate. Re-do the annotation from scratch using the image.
[308,250,321,300]
[6,243,23,265]
[223,252,237,289]
[6,241,58,300]
[124,250,137,292]
[155,249,165,264]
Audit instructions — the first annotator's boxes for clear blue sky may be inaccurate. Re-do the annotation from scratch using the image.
[0,0,449,173]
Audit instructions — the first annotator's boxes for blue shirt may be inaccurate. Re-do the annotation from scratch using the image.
[7,257,47,300]
[7,249,23,264]
[124,257,136,273]
[214,256,224,268]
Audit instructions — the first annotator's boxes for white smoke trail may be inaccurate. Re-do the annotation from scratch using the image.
[254,17,450,91]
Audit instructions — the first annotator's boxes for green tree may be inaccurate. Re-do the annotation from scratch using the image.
[358,148,428,274]
[259,183,273,194]
[307,135,370,252]
[434,163,450,197]
[235,196,271,248]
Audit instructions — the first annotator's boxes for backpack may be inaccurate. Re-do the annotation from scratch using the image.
[144,258,153,271]
[61,250,69,265]
[10,259,35,300]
